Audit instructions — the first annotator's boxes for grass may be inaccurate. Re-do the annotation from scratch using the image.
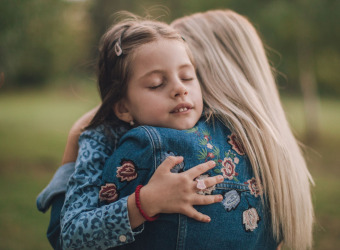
[0,79,99,250]
[0,82,339,249]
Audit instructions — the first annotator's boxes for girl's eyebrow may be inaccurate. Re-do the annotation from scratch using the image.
[139,63,194,80]
[140,70,163,79]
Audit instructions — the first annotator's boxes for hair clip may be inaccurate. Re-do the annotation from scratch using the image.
[181,36,186,41]
[114,37,123,56]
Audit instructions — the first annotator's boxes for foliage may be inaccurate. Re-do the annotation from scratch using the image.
[1,0,339,94]
[0,0,93,88]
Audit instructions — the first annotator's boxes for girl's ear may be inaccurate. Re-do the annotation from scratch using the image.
[113,100,133,123]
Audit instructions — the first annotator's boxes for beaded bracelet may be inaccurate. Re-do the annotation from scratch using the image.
[135,185,160,221]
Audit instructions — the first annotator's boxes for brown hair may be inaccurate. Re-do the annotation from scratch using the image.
[87,15,187,129]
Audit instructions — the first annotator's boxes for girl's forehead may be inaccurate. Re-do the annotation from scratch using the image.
[130,39,193,75]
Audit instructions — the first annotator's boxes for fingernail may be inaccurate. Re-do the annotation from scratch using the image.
[218,175,224,181]
[210,161,216,166]
[206,217,211,222]
[218,195,223,201]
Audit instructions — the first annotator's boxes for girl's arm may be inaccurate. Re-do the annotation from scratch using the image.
[61,126,127,249]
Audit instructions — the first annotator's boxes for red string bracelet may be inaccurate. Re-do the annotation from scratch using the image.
[135,185,159,221]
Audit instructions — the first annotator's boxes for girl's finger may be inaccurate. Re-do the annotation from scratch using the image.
[194,175,224,190]
[181,206,211,223]
[192,193,223,205]
[185,161,216,179]
[156,156,184,172]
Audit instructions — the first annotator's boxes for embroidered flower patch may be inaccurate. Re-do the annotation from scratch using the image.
[222,190,240,211]
[227,133,245,155]
[116,160,138,182]
[221,157,238,180]
[243,207,260,232]
[99,183,119,203]
[245,177,263,197]
[195,174,215,195]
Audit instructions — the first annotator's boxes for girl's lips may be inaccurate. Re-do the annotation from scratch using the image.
[170,103,193,113]
[172,107,190,113]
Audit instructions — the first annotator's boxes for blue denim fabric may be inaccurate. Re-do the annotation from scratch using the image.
[102,117,278,249]
[36,162,75,213]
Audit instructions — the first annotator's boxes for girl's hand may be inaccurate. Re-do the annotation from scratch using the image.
[140,156,224,223]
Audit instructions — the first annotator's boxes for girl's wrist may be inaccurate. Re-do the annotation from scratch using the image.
[138,184,160,217]
[135,185,159,221]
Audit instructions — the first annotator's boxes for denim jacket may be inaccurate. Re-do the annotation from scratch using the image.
[101,117,278,250]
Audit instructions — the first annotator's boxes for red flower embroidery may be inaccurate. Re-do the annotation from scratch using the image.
[243,207,260,232]
[227,134,245,155]
[116,160,138,182]
[221,157,237,180]
[99,183,119,203]
[245,177,263,197]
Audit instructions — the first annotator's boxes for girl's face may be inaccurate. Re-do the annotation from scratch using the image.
[118,39,203,130]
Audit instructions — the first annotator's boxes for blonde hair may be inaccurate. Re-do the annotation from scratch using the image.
[172,10,314,249]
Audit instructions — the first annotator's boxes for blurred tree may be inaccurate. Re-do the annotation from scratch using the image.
[1,0,339,97]
[0,0,92,88]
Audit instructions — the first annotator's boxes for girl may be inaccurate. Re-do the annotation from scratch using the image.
[59,17,225,249]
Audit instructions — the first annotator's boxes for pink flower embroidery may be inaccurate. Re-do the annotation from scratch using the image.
[221,157,237,180]
[245,177,263,197]
[243,207,260,232]
[227,134,245,155]
[99,183,119,203]
[116,160,138,182]
[207,143,213,149]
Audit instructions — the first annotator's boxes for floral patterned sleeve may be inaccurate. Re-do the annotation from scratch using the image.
[60,125,141,249]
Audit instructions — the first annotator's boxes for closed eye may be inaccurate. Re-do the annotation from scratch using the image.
[182,77,194,82]
[149,83,164,89]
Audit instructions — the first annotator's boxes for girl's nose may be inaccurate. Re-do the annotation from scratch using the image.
[172,80,188,98]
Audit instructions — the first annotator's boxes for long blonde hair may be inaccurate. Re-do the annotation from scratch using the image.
[172,10,314,249]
